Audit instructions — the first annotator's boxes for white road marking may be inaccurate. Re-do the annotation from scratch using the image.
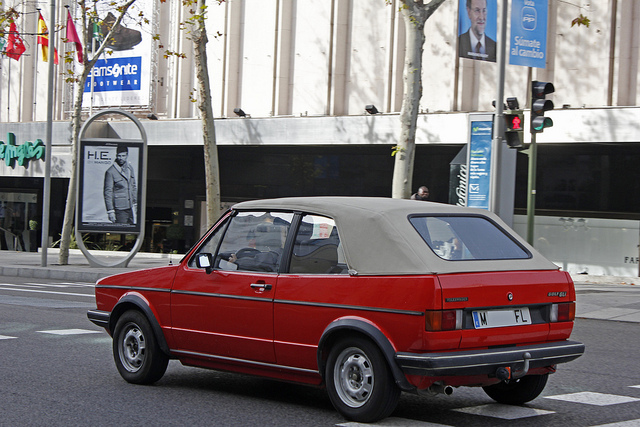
[545,392,640,406]
[337,418,451,426]
[37,329,101,335]
[0,286,93,298]
[452,403,554,419]
[590,420,640,426]
[23,282,95,288]
[0,335,17,340]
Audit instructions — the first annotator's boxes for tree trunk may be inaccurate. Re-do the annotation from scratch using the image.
[392,0,446,199]
[194,0,222,228]
[58,75,87,265]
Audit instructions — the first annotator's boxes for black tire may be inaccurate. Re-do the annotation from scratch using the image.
[482,374,549,404]
[112,310,169,385]
[325,337,401,423]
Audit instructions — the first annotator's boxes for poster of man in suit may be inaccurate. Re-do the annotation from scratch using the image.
[78,141,142,233]
[458,0,497,62]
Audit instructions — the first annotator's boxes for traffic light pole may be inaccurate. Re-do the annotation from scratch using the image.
[526,132,537,244]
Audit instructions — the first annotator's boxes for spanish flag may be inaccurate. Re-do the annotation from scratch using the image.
[37,12,59,64]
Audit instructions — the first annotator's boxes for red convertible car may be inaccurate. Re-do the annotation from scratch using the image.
[88,197,584,422]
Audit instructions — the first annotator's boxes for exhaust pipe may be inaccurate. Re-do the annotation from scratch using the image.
[426,382,454,396]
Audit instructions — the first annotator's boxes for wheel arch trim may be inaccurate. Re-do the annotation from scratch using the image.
[111,294,171,356]
[317,317,414,391]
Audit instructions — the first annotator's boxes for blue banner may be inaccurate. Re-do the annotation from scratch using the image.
[467,119,493,210]
[509,0,548,68]
[84,56,142,93]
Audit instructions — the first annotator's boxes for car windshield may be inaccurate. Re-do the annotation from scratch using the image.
[409,215,531,261]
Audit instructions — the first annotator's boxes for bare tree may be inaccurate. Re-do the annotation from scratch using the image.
[186,0,222,227]
[391,0,446,199]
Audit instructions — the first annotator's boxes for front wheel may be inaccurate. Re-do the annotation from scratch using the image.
[113,310,169,384]
[325,337,400,423]
[482,374,549,404]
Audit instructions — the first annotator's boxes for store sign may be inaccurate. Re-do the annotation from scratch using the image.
[85,57,142,93]
[0,132,45,168]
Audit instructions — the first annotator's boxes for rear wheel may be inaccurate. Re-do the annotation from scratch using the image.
[113,310,169,384]
[325,337,400,423]
[482,374,549,404]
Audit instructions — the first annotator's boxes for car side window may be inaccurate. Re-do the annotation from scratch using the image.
[290,215,347,274]
[188,217,229,268]
[215,211,294,273]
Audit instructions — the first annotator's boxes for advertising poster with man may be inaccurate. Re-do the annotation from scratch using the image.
[458,0,498,62]
[78,141,142,233]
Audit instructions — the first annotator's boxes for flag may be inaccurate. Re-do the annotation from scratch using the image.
[66,10,83,63]
[6,22,26,61]
[37,12,59,64]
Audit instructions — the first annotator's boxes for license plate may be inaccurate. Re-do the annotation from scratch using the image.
[472,307,531,329]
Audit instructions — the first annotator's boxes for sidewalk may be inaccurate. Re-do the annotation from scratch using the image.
[0,248,179,283]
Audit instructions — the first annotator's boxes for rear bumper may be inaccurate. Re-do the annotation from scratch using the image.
[87,309,110,330]
[395,340,585,377]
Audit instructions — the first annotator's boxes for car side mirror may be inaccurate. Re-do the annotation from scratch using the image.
[195,253,214,274]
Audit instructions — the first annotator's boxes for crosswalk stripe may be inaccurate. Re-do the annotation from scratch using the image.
[0,335,17,340]
[452,403,554,419]
[545,392,640,406]
[590,420,640,426]
[37,329,101,335]
[337,418,451,426]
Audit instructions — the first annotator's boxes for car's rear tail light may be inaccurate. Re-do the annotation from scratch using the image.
[550,302,576,322]
[425,309,463,331]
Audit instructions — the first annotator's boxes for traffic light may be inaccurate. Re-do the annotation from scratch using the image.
[530,81,554,133]
[504,110,524,148]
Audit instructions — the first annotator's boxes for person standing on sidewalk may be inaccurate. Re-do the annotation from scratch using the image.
[411,186,430,201]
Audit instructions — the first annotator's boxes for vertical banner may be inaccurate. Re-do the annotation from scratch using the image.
[81,0,154,107]
[78,140,143,233]
[509,0,548,68]
[466,114,494,210]
[448,146,468,207]
[458,0,498,62]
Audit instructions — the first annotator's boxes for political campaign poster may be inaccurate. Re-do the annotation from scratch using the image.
[458,0,498,62]
[509,0,548,68]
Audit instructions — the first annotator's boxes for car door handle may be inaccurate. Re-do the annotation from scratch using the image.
[250,282,273,291]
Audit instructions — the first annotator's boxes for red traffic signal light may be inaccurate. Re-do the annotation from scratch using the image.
[504,111,524,148]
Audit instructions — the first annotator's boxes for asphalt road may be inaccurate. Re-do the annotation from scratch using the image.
[1,276,639,426]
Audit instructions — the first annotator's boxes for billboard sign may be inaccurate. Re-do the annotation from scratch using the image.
[466,114,494,210]
[509,0,548,68]
[458,0,498,62]
[78,140,143,233]
[81,0,155,107]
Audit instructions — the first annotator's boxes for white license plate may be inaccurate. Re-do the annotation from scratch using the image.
[472,307,531,329]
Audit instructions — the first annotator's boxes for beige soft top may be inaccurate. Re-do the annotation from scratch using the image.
[233,197,559,276]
